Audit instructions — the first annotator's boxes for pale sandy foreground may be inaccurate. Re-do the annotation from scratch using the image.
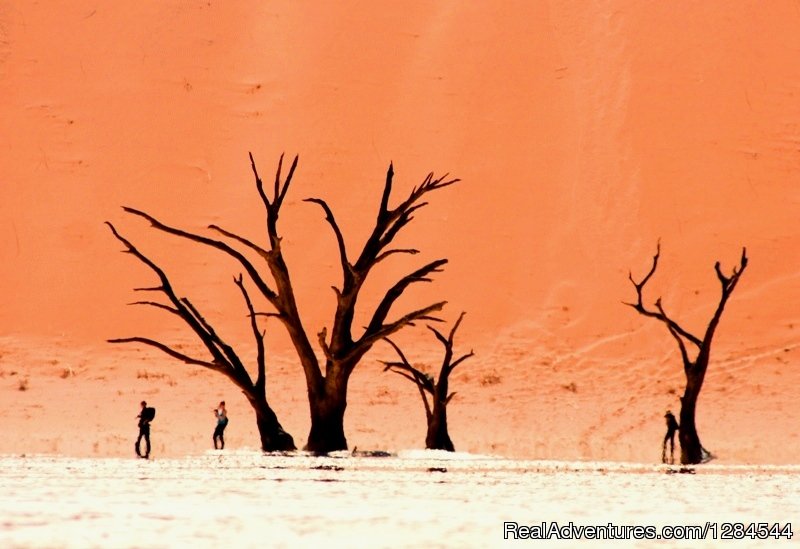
[1,451,796,549]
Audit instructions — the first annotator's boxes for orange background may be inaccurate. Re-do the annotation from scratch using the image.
[1,2,798,462]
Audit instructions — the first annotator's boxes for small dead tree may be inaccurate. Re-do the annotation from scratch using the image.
[382,312,474,451]
[626,241,748,465]
[106,223,296,452]
[111,153,458,453]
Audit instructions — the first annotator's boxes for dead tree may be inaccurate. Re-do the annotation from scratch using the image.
[626,241,748,465]
[112,153,458,453]
[382,312,474,451]
[106,223,296,452]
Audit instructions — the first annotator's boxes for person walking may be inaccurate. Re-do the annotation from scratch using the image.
[136,401,155,459]
[213,401,228,450]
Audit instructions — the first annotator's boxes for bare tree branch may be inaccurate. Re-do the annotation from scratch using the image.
[382,337,434,419]
[107,221,239,375]
[253,312,283,319]
[448,351,475,374]
[357,301,447,359]
[377,163,394,220]
[121,207,279,303]
[702,247,748,352]
[365,259,448,338]
[234,274,267,390]
[374,248,420,264]
[209,224,270,261]
[275,153,298,210]
[108,337,220,370]
[318,327,334,362]
[249,151,271,210]
[382,362,423,385]
[304,197,351,276]
[427,324,450,348]
[656,298,691,368]
[355,169,458,274]
[128,301,179,315]
[625,241,703,348]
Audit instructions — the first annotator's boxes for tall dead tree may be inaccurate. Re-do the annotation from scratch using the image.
[112,153,458,453]
[382,312,474,451]
[626,241,747,465]
[106,223,296,451]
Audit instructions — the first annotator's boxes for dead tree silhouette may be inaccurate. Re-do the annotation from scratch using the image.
[626,241,748,465]
[382,312,474,451]
[110,153,458,453]
[106,224,295,451]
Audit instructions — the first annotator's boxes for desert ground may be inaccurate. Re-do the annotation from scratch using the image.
[3,453,797,548]
[1,2,798,465]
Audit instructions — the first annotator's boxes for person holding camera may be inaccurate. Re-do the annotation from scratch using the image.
[213,401,228,450]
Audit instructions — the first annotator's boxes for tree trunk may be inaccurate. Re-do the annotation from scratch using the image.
[305,389,348,454]
[246,392,296,452]
[426,399,454,451]
[678,374,704,465]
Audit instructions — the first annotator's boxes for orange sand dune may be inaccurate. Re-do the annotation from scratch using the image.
[1,1,798,463]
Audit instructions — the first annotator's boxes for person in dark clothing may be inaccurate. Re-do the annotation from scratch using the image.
[662,410,679,464]
[136,400,153,459]
[213,401,228,450]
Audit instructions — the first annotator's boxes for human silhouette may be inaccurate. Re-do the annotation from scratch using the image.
[662,410,679,464]
[213,401,228,450]
[136,400,155,459]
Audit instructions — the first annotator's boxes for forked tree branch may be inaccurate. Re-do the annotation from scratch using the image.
[364,259,448,339]
[178,296,250,380]
[249,151,298,214]
[356,301,447,361]
[355,167,459,275]
[382,337,434,420]
[121,207,279,304]
[702,247,748,351]
[428,312,474,377]
[106,222,253,386]
[107,222,225,364]
[625,241,703,349]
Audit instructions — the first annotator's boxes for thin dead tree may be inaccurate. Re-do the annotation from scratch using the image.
[382,312,474,451]
[113,153,458,453]
[106,223,296,452]
[626,241,748,465]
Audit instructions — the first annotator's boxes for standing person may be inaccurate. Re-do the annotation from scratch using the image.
[213,401,228,450]
[136,401,155,459]
[662,410,679,464]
